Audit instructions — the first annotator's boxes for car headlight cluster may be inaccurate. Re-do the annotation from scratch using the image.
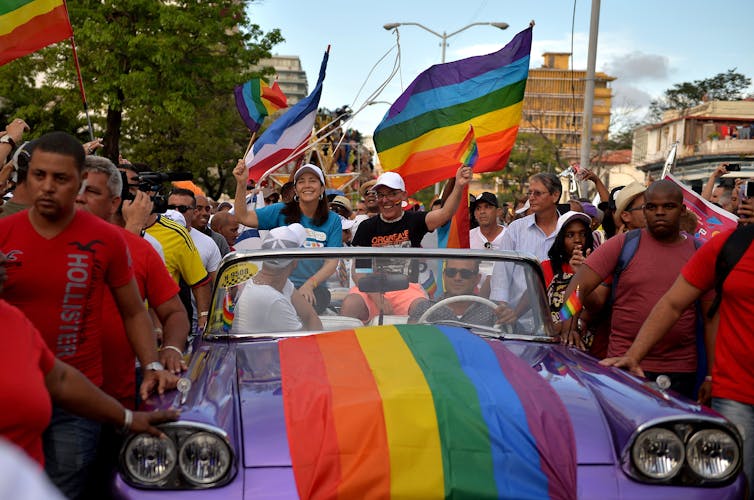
[121,424,234,489]
[628,423,740,485]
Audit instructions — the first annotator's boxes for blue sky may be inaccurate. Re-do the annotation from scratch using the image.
[249,0,754,137]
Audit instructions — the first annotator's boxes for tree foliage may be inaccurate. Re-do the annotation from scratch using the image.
[0,0,283,198]
[648,69,751,121]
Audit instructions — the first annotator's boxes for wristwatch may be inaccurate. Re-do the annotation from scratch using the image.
[0,135,15,148]
[144,361,165,372]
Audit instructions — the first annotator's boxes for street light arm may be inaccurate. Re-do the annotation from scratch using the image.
[446,22,508,39]
[384,22,444,39]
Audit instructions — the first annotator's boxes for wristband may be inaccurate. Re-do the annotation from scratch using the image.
[199,311,209,317]
[161,345,183,356]
[122,408,133,433]
[309,278,318,288]
[704,375,712,382]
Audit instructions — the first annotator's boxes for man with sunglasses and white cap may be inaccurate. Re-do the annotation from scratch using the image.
[341,165,472,323]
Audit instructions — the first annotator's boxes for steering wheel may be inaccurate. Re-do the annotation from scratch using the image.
[417,295,500,327]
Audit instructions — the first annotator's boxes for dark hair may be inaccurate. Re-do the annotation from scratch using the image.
[281,181,295,196]
[170,187,196,201]
[547,218,594,275]
[32,131,85,172]
[281,195,330,226]
[530,172,562,196]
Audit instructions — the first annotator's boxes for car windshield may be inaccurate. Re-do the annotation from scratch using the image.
[206,248,555,340]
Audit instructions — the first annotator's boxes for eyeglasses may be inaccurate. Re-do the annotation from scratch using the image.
[484,242,492,249]
[625,205,644,213]
[526,190,550,198]
[167,204,194,214]
[364,190,377,198]
[374,190,403,201]
[643,203,680,211]
[330,204,350,216]
[444,268,476,279]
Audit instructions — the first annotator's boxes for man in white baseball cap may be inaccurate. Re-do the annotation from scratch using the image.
[342,165,472,323]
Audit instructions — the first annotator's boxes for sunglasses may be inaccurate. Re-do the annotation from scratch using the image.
[444,268,475,279]
[167,204,194,214]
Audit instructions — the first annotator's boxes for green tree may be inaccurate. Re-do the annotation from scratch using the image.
[0,0,283,198]
[648,69,751,121]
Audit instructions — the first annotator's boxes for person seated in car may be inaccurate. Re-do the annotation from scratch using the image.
[408,259,497,326]
[232,224,322,333]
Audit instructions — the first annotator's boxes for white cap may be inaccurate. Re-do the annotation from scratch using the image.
[374,171,405,191]
[163,209,186,227]
[340,215,355,231]
[293,164,325,185]
[515,199,530,215]
[262,223,307,250]
[555,210,591,234]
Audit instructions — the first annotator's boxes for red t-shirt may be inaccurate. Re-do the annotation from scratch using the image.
[0,300,55,465]
[0,210,133,386]
[682,228,754,405]
[585,230,699,372]
[101,229,180,408]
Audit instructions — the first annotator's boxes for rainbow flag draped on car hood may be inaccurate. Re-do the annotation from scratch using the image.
[278,324,577,499]
[373,26,531,194]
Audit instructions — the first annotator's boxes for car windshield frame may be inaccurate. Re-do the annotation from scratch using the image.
[206,247,556,342]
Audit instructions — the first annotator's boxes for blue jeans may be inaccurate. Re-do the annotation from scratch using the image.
[43,406,101,500]
[713,397,754,498]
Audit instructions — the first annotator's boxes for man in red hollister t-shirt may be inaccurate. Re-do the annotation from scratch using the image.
[0,132,176,499]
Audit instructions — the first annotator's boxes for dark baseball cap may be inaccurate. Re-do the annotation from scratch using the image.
[473,192,499,209]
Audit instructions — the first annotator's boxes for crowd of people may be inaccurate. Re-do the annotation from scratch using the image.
[2,118,754,497]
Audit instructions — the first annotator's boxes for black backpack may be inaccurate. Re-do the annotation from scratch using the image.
[707,224,754,318]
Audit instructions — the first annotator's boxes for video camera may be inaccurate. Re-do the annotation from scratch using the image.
[120,169,193,214]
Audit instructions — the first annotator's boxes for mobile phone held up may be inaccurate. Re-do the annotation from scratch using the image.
[726,163,741,172]
[740,180,754,200]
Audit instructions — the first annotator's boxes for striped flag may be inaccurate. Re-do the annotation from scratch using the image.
[374,26,531,194]
[244,48,329,182]
[279,325,577,499]
[234,78,288,132]
[221,291,235,333]
[559,287,582,321]
[457,125,479,167]
[437,185,471,249]
[0,0,73,67]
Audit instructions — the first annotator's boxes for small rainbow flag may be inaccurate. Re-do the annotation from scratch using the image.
[279,325,577,499]
[559,287,582,321]
[234,78,288,132]
[221,291,235,332]
[457,125,479,167]
[0,0,73,67]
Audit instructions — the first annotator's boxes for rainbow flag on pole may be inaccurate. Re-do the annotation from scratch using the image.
[457,125,479,167]
[234,78,288,133]
[374,26,531,194]
[221,291,235,333]
[279,325,577,499]
[559,287,582,321]
[0,0,73,67]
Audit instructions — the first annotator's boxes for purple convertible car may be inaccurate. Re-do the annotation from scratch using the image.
[115,248,745,499]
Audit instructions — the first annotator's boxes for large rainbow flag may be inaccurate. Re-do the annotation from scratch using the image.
[234,78,288,133]
[0,0,73,67]
[373,26,532,195]
[279,324,577,499]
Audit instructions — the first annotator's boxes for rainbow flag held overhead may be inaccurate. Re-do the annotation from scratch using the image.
[279,325,577,499]
[438,185,471,249]
[0,0,73,67]
[234,78,288,133]
[559,287,582,321]
[457,125,479,168]
[374,26,532,194]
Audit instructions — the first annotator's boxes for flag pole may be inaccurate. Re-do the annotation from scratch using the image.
[62,1,94,141]
[243,131,257,159]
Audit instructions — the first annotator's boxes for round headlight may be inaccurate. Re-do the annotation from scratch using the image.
[178,431,232,485]
[631,428,685,479]
[686,429,740,480]
[124,434,177,484]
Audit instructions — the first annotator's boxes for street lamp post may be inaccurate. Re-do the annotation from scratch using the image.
[383,22,509,64]
[383,21,509,193]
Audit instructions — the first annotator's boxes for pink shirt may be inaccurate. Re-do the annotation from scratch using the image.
[585,230,699,373]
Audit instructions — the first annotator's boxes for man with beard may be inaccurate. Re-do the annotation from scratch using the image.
[562,180,710,399]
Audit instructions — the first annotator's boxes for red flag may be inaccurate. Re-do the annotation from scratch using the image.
[439,185,470,249]
[0,0,73,67]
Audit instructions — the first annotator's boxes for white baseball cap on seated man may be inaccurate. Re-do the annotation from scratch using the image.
[261,223,308,269]
[293,164,325,185]
[373,171,406,192]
